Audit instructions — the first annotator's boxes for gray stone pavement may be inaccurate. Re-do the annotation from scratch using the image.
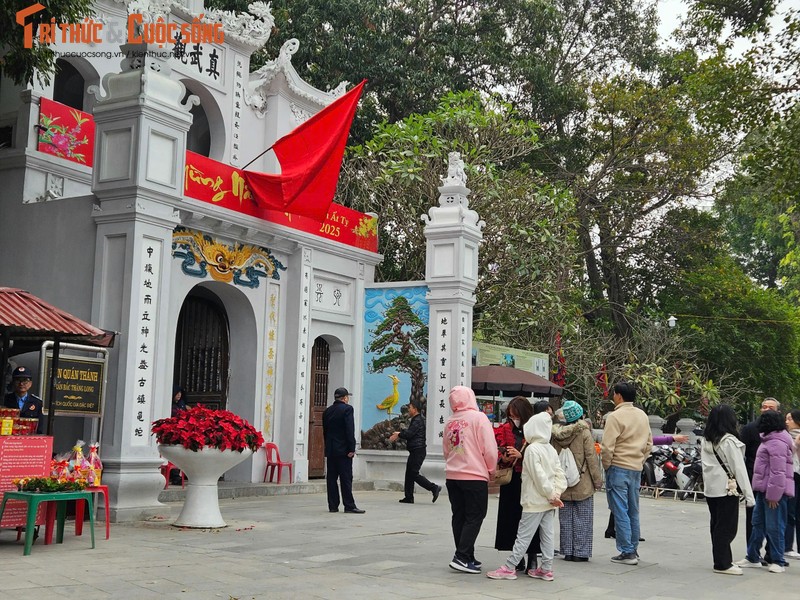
[0,488,793,599]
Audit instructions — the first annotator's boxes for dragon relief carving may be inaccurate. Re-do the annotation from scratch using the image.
[201,1,274,49]
[172,227,286,287]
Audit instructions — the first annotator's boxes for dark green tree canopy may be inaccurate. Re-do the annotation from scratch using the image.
[1,0,95,85]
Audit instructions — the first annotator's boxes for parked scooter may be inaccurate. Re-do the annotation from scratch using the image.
[677,445,703,501]
[641,445,671,488]
[641,444,703,500]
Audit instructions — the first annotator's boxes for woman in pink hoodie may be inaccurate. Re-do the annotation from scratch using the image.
[443,386,499,574]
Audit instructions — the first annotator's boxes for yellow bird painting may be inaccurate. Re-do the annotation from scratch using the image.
[376,374,401,415]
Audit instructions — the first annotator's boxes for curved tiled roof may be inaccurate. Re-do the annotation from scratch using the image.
[0,287,114,348]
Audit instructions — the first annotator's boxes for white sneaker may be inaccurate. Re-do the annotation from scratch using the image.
[767,563,785,573]
[735,558,762,568]
[784,550,800,559]
[713,565,743,576]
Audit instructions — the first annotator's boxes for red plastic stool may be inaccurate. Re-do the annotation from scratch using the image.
[160,461,185,488]
[75,485,110,540]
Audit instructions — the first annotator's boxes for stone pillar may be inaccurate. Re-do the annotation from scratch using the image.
[422,153,485,454]
[88,43,195,521]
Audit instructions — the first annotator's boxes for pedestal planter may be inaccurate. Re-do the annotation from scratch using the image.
[158,445,253,528]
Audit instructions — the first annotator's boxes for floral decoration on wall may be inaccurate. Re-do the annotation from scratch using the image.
[37,98,95,167]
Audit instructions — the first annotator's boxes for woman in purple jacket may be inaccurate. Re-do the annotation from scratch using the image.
[737,410,795,573]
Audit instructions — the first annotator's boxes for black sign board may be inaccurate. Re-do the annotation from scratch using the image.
[40,355,105,417]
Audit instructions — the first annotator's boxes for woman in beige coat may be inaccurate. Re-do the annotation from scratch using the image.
[551,400,603,561]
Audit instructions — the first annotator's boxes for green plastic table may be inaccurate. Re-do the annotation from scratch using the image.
[0,490,95,556]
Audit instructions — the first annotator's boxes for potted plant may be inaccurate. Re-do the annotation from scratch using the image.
[152,405,264,528]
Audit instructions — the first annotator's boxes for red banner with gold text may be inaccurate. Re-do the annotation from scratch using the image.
[184,151,378,252]
[33,101,378,253]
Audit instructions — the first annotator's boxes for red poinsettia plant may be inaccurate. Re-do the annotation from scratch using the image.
[152,405,264,452]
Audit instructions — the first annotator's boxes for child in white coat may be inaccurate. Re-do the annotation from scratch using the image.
[487,411,568,581]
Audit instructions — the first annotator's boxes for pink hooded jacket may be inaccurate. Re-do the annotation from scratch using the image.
[443,386,498,481]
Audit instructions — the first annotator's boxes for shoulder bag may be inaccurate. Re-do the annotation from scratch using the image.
[494,442,527,486]
[712,444,743,499]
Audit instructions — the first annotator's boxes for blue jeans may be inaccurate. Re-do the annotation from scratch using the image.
[606,465,641,555]
[747,492,788,565]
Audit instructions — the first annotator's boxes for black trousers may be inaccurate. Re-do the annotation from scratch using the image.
[404,448,436,499]
[707,495,739,570]
[446,479,488,562]
[326,455,356,511]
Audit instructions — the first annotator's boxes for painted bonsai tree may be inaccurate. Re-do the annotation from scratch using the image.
[367,295,429,411]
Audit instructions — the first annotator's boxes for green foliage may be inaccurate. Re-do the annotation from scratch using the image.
[660,257,800,401]
[14,476,87,492]
[1,0,95,85]
[718,106,800,297]
[340,90,581,350]
[207,0,800,413]
[685,0,778,36]
[623,360,721,417]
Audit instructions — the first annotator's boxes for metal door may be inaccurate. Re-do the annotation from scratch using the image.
[174,295,229,410]
[308,337,329,478]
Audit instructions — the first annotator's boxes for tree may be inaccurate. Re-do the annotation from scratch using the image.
[1,0,95,85]
[558,314,729,426]
[717,107,800,298]
[256,0,665,145]
[546,44,770,339]
[660,257,800,404]
[339,91,582,351]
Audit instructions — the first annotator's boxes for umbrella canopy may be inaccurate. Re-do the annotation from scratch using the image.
[471,364,563,397]
[0,287,115,354]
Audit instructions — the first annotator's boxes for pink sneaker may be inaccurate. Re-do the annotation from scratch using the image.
[527,567,554,581]
[486,565,518,580]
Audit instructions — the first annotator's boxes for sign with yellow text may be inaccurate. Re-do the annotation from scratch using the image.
[41,355,105,416]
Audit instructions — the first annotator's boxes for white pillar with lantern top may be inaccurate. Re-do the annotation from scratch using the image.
[422,152,485,455]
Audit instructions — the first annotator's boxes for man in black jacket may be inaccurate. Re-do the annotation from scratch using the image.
[322,387,365,514]
[3,366,44,433]
[390,399,442,504]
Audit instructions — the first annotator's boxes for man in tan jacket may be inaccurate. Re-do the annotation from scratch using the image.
[601,382,652,566]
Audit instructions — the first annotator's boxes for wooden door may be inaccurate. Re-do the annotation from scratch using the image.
[308,337,330,478]
[174,295,229,410]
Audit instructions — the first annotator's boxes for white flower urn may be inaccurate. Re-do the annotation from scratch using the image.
[158,445,253,528]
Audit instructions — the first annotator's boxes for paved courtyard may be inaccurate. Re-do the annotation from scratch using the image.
[0,488,793,599]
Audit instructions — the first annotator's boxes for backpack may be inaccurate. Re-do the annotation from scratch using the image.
[559,447,580,487]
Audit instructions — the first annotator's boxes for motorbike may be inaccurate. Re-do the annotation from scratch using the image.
[676,445,704,501]
[641,444,704,500]
[641,445,671,488]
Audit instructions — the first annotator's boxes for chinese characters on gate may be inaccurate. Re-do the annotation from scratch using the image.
[133,242,161,445]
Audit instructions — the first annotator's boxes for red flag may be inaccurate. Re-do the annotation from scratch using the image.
[595,362,609,398]
[244,80,366,221]
[551,331,567,387]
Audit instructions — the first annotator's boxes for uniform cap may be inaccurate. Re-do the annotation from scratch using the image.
[12,366,33,380]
